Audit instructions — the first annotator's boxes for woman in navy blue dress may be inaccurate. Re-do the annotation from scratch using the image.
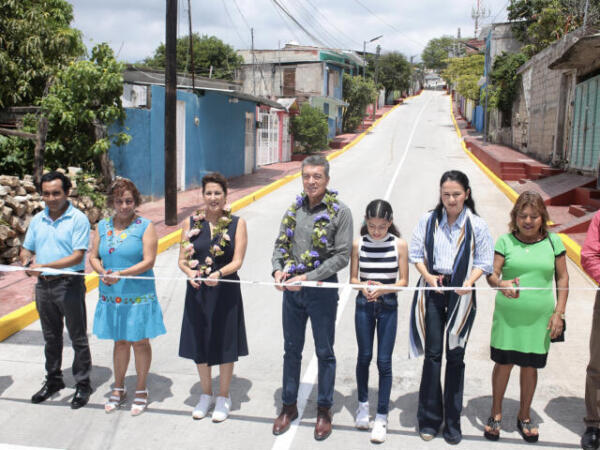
[178,172,248,423]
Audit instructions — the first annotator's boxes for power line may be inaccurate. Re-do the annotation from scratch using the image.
[221,0,250,48]
[270,0,328,47]
[489,0,510,24]
[268,0,302,43]
[290,0,349,49]
[303,0,362,48]
[351,0,427,49]
[232,0,252,33]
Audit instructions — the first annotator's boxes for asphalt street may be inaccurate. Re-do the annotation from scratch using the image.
[0,90,594,450]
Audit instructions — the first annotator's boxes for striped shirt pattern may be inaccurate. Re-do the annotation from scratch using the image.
[409,208,494,275]
[359,233,398,284]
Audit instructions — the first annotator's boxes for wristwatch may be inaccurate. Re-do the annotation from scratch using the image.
[554,311,565,319]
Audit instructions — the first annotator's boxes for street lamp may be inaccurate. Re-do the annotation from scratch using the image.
[363,34,383,77]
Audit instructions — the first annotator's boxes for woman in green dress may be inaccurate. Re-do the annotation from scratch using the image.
[484,191,569,443]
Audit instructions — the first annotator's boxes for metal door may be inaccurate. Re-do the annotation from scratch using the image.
[244,112,255,174]
[570,74,600,171]
[281,115,291,162]
[256,110,279,166]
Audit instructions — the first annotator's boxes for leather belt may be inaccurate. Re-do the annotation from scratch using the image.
[38,271,84,282]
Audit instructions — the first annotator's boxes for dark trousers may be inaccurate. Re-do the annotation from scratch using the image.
[585,292,600,426]
[417,290,466,439]
[281,277,339,408]
[35,275,91,387]
[355,293,398,415]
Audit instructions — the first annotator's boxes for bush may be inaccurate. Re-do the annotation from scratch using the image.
[342,74,376,133]
[291,105,328,153]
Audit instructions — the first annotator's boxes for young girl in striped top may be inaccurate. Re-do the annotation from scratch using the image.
[350,199,409,443]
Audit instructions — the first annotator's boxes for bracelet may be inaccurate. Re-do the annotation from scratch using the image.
[554,311,565,319]
[217,270,223,278]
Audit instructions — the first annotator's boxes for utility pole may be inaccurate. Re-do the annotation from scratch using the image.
[165,0,177,225]
[187,0,195,90]
[251,28,255,95]
[584,0,590,29]
[372,44,381,121]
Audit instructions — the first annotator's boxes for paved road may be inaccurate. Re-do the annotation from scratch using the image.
[0,90,593,450]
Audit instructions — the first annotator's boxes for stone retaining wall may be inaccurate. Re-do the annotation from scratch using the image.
[0,170,106,264]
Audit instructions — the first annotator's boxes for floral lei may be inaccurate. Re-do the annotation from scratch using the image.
[182,206,232,276]
[277,189,339,275]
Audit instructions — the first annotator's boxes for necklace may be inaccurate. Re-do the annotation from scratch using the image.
[182,207,232,275]
[276,190,339,275]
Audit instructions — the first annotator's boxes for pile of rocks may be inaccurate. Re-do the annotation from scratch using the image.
[0,169,107,264]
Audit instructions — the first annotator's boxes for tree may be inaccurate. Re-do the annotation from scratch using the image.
[442,54,485,102]
[144,34,243,80]
[342,74,376,132]
[508,0,600,56]
[41,43,130,183]
[378,52,412,100]
[291,105,328,153]
[421,36,457,72]
[0,0,85,108]
[487,51,529,123]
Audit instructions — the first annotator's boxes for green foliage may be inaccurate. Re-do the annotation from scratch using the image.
[0,0,85,108]
[488,52,529,113]
[421,36,457,72]
[0,135,34,177]
[442,54,485,102]
[508,0,600,56]
[378,52,412,99]
[342,74,376,133]
[40,43,130,173]
[291,105,328,153]
[143,33,243,80]
[75,173,106,209]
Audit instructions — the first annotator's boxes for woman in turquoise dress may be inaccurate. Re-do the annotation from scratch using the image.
[90,178,165,416]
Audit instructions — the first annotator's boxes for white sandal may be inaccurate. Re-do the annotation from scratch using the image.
[104,387,126,413]
[131,390,148,416]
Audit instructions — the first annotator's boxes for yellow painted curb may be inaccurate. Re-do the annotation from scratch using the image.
[0,94,420,342]
[449,97,587,274]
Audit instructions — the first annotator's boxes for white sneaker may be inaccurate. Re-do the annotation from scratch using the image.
[355,401,370,430]
[371,414,387,443]
[192,394,213,419]
[212,395,232,422]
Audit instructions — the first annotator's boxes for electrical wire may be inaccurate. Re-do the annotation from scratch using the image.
[221,0,250,48]
[287,0,349,49]
[303,0,362,48]
[270,0,328,47]
[351,0,427,49]
[232,0,252,33]
[269,0,302,43]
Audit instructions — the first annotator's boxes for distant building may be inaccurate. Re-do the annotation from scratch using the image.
[236,44,363,138]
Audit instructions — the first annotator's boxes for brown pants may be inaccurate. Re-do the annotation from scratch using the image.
[585,292,600,426]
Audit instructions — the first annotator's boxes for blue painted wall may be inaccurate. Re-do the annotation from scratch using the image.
[109,85,255,198]
[474,105,484,132]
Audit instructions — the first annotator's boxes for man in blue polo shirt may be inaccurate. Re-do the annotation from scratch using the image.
[20,171,92,409]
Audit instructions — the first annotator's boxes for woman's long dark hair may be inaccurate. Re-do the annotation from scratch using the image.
[360,199,401,237]
[433,170,477,219]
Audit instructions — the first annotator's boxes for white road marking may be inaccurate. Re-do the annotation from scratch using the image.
[383,97,432,201]
[272,99,429,450]
[0,444,64,450]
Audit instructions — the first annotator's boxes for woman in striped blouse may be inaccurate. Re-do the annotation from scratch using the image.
[350,199,409,443]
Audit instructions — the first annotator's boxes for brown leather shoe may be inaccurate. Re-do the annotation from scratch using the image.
[314,406,332,441]
[273,403,298,435]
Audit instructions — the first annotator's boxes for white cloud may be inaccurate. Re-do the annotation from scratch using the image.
[69,0,510,62]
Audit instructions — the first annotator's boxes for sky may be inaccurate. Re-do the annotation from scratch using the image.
[68,0,510,63]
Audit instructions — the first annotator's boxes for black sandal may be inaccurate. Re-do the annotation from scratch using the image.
[484,416,501,441]
[517,418,539,443]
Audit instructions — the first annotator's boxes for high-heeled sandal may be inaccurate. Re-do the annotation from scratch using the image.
[517,417,539,443]
[483,416,501,441]
[131,390,148,416]
[104,387,126,413]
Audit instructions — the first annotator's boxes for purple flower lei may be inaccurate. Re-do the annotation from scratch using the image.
[276,189,340,275]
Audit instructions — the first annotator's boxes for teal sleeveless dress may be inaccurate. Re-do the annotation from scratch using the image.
[93,216,166,342]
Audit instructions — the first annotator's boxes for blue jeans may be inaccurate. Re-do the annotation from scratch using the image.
[281,276,339,408]
[417,290,466,439]
[355,292,398,414]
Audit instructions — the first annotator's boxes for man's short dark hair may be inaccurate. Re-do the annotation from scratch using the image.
[301,155,330,178]
[40,171,72,193]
